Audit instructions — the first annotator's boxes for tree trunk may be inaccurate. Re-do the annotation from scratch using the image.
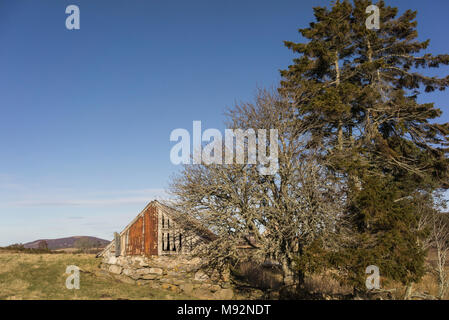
[281,258,294,287]
[337,120,343,151]
[404,283,413,300]
[438,283,445,299]
[296,269,305,294]
[334,52,343,151]
[437,271,447,299]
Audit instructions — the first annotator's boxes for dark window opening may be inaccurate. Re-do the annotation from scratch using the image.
[166,233,170,251]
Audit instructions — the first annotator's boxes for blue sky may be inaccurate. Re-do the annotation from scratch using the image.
[0,0,448,245]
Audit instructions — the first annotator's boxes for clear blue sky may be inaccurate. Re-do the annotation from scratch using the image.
[0,0,448,245]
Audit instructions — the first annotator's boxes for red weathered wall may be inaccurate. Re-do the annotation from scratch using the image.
[144,205,158,255]
[127,216,143,255]
[126,204,158,256]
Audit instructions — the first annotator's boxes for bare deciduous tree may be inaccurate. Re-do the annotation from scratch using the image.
[169,89,345,288]
[426,210,449,299]
[418,193,449,299]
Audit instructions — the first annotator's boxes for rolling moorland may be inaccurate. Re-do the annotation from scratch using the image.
[23,236,110,250]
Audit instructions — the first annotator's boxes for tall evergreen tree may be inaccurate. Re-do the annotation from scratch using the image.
[281,0,449,290]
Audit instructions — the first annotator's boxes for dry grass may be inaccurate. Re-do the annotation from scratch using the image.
[303,273,352,297]
[233,261,283,290]
[0,251,194,300]
[232,251,449,300]
[2,249,447,300]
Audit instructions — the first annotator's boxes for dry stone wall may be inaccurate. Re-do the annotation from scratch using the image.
[100,254,235,299]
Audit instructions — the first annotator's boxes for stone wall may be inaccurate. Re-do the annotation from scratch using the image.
[100,254,236,299]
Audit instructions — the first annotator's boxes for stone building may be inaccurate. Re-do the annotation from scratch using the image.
[97,200,241,299]
[98,200,216,258]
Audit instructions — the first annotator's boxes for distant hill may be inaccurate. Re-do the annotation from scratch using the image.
[23,236,110,250]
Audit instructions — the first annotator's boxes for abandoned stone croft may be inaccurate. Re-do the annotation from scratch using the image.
[97,200,236,299]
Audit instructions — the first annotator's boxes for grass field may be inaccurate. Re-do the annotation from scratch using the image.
[1,250,446,300]
[0,251,194,300]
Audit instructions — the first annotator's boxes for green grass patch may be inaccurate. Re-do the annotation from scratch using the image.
[0,252,193,300]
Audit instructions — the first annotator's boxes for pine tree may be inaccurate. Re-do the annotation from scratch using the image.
[280,0,355,153]
[281,0,449,289]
